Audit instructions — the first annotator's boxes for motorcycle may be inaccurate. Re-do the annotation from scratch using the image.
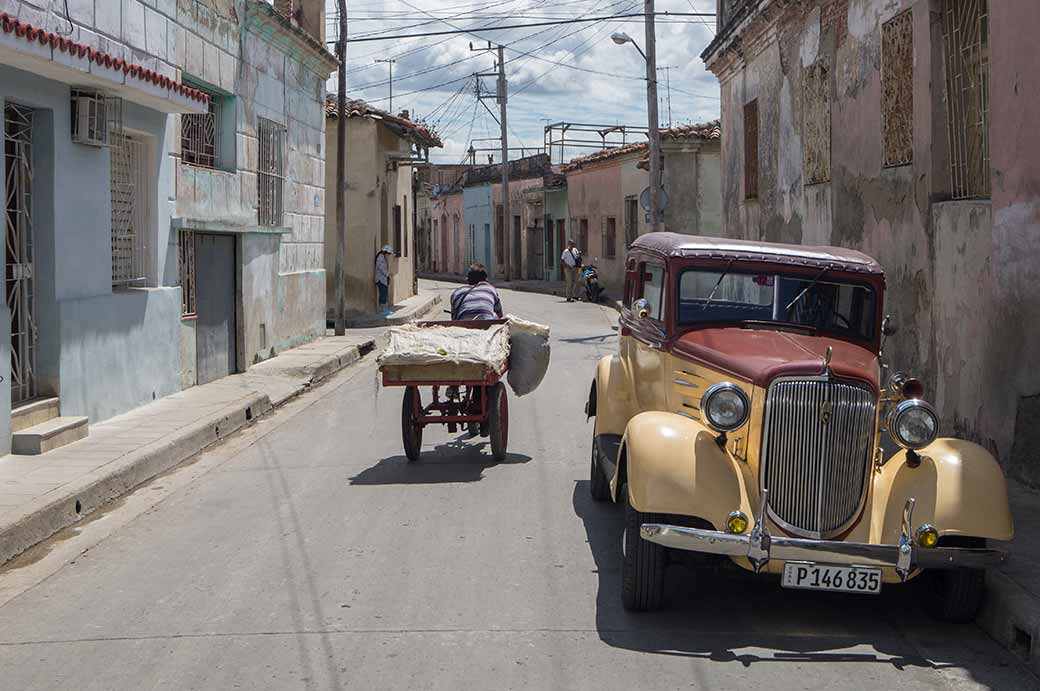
[582,264,603,303]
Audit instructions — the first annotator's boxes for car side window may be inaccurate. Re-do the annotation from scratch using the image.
[640,264,665,321]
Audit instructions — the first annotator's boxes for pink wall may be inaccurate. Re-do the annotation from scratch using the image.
[491,177,544,279]
[432,191,465,275]
[565,162,626,291]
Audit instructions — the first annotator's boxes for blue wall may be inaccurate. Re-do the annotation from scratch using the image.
[463,183,494,277]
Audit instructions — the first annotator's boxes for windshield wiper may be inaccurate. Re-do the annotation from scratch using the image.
[701,259,735,311]
[785,264,831,316]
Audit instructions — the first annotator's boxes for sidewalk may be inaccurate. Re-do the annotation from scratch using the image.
[342,290,443,327]
[980,479,1040,672]
[0,331,380,566]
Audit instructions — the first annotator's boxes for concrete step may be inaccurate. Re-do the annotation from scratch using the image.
[12,416,89,455]
[11,397,61,433]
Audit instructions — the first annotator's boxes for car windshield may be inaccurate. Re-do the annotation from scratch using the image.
[677,268,877,341]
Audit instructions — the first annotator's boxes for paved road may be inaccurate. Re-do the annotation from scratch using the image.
[0,283,1035,690]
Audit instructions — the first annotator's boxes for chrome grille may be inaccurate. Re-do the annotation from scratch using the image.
[761,378,877,538]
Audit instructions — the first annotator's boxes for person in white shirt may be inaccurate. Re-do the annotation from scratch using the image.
[375,245,393,313]
[560,239,581,302]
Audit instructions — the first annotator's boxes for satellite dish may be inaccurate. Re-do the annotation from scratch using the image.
[639,186,669,212]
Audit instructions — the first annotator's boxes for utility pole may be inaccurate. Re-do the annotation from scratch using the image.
[644,0,662,233]
[375,58,396,113]
[333,0,348,335]
[472,42,511,280]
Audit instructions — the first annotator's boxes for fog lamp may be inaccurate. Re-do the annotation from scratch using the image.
[726,511,749,535]
[917,525,939,548]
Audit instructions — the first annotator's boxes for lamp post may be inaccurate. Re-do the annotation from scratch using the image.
[612,2,661,233]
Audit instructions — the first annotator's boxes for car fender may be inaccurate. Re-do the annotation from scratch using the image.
[590,354,631,437]
[871,438,1014,544]
[615,411,754,527]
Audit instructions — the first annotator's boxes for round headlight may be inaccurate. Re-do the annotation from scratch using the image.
[888,399,939,450]
[701,383,750,433]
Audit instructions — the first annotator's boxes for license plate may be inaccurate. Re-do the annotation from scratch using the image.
[781,562,882,594]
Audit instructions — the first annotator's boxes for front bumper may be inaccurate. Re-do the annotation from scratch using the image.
[641,496,1008,580]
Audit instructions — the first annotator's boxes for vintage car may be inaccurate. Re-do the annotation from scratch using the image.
[587,232,1013,619]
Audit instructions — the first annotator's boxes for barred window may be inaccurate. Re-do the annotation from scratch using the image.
[183,95,221,168]
[803,61,831,184]
[179,230,196,317]
[578,218,589,254]
[604,217,617,258]
[942,0,989,199]
[882,10,914,167]
[258,118,286,226]
[110,133,149,287]
[744,100,759,199]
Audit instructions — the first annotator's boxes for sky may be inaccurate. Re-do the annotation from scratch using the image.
[324,0,721,164]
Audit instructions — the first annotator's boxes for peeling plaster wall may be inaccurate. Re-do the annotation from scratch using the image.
[565,160,626,292]
[661,140,722,237]
[709,0,1040,479]
[492,177,543,280]
[431,192,465,275]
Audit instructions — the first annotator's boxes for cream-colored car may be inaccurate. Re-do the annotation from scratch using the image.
[588,233,1012,619]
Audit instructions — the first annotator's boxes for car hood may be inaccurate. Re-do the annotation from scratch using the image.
[671,327,880,392]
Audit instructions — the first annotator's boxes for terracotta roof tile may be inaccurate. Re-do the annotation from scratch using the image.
[325,97,443,148]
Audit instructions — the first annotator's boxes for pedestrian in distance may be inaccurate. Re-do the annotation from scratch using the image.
[375,245,393,316]
[561,239,582,302]
[450,263,504,321]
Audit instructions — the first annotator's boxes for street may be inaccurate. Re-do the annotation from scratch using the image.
[0,282,1034,690]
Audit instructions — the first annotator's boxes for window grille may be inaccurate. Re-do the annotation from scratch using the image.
[882,10,914,166]
[393,204,402,256]
[625,197,639,247]
[802,62,831,184]
[179,230,197,317]
[110,133,148,286]
[258,118,286,226]
[942,0,989,199]
[579,218,589,254]
[605,217,617,258]
[495,207,504,265]
[183,96,220,168]
[744,100,759,199]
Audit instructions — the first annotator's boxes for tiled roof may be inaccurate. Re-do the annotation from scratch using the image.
[561,141,648,173]
[0,12,209,105]
[661,119,721,141]
[325,97,443,148]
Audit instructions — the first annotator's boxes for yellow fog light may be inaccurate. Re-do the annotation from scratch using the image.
[917,525,939,548]
[726,511,749,535]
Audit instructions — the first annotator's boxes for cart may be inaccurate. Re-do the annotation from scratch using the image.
[380,320,509,462]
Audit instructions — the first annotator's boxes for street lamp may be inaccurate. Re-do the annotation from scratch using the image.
[612,4,662,234]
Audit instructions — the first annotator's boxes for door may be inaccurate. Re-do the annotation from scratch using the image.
[512,215,522,278]
[4,104,36,404]
[195,233,237,385]
[527,223,543,280]
[631,262,668,412]
[483,223,492,271]
[440,214,448,272]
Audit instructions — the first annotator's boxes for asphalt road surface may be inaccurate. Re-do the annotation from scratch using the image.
[0,282,1035,690]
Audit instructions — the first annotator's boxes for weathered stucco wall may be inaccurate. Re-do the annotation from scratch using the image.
[464,184,494,274]
[661,140,722,236]
[543,187,569,282]
[432,191,464,275]
[565,160,627,292]
[708,0,1040,480]
[492,177,543,279]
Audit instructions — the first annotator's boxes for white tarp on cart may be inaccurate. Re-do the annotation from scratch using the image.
[378,322,511,374]
[505,315,551,397]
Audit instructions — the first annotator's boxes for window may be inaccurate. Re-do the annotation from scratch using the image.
[495,207,504,265]
[393,204,402,256]
[579,218,589,254]
[182,86,233,169]
[640,264,665,321]
[604,217,617,258]
[625,197,639,247]
[941,0,989,199]
[744,100,759,199]
[882,10,914,166]
[178,231,196,317]
[403,197,409,257]
[258,118,285,226]
[110,133,149,286]
[803,61,831,184]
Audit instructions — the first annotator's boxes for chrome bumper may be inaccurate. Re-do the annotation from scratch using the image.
[640,494,1008,580]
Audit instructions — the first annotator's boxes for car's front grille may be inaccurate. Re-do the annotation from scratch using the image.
[761,378,877,538]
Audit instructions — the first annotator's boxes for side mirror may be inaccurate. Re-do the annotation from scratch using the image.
[881,314,898,337]
[633,298,651,319]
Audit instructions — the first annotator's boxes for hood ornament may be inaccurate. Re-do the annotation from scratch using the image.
[822,346,833,374]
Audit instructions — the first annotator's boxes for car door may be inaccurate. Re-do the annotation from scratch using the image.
[630,261,669,413]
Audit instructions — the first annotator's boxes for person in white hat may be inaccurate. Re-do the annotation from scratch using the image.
[375,245,393,313]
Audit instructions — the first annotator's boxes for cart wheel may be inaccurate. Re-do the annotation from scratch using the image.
[488,382,508,461]
[402,386,423,462]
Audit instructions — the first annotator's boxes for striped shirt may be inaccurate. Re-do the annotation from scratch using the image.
[451,282,503,320]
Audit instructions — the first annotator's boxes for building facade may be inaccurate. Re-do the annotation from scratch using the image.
[431,188,464,275]
[324,99,441,316]
[703,0,1040,482]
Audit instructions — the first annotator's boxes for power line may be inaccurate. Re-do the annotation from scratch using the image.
[337,12,714,44]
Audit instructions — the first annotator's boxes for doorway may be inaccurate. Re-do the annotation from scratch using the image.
[4,104,37,404]
[194,233,237,385]
[527,222,542,280]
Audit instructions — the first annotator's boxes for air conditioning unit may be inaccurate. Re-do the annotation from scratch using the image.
[71,89,123,147]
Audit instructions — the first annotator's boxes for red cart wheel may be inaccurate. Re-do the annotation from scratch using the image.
[402,386,423,461]
[488,382,508,461]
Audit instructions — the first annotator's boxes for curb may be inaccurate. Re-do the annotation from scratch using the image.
[342,294,443,328]
[979,570,1040,673]
[0,338,380,567]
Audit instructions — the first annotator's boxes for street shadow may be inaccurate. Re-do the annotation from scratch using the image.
[350,437,531,486]
[571,481,1014,680]
[558,333,617,344]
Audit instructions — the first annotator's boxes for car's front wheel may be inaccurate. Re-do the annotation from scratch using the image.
[589,444,611,502]
[921,567,986,623]
[621,486,666,611]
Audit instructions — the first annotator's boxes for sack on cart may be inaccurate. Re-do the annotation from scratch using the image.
[505,315,550,397]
